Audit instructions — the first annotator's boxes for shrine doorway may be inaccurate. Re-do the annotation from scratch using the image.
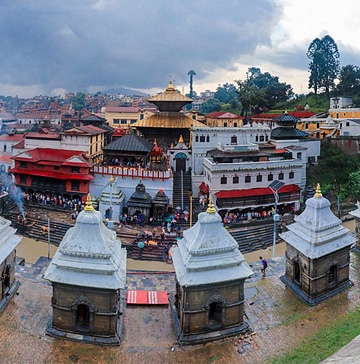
[175,153,187,172]
[294,261,301,285]
[76,304,90,332]
[2,265,11,296]
[209,301,223,325]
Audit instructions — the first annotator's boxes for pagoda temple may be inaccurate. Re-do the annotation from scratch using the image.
[45,195,127,345]
[280,184,355,305]
[171,200,253,344]
[132,81,205,149]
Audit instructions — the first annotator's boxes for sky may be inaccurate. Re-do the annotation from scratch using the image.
[1,0,360,98]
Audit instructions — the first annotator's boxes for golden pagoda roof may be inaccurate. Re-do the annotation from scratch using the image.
[132,112,206,129]
[148,82,193,103]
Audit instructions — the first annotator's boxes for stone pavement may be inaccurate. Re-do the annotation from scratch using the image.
[1,253,360,363]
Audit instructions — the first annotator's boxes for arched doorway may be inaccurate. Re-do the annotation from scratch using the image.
[294,261,301,285]
[175,153,187,172]
[209,301,223,325]
[2,265,11,296]
[76,304,90,332]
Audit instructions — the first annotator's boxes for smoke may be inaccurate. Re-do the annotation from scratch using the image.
[0,172,24,214]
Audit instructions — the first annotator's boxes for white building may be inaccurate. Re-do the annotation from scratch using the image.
[330,96,352,109]
[338,119,360,137]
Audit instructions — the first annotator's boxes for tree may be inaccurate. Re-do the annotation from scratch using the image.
[200,98,222,114]
[337,64,360,96]
[235,68,292,115]
[348,170,360,200]
[306,35,340,98]
[214,83,237,104]
[71,92,86,111]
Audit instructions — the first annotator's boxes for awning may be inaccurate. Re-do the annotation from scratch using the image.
[9,168,94,181]
[199,182,209,194]
[215,184,301,199]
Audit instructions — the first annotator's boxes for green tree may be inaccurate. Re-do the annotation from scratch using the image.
[306,35,340,98]
[337,64,360,96]
[214,83,237,104]
[71,92,86,111]
[348,170,360,200]
[200,98,222,114]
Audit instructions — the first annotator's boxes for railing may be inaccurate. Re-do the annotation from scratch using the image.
[91,165,172,180]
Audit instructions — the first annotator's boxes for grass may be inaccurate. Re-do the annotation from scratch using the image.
[275,93,330,112]
[270,307,360,364]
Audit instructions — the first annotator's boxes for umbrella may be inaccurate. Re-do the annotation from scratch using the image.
[169,214,176,218]
[183,210,189,214]
[166,217,172,222]
[175,206,182,210]
[137,241,145,249]
[176,237,181,241]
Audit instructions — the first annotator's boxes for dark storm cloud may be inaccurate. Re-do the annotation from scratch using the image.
[0,0,282,93]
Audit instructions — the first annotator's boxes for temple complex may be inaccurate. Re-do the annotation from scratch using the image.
[132,82,205,149]
[171,200,253,344]
[44,195,127,345]
[280,184,355,305]
[0,204,21,313]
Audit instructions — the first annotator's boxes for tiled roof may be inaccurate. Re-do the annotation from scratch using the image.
[105,107,140,113]
[26,132,60,139]
[103,134,153,153]
[0,134,25,142]
[271,127,310,139]
[206,112,242,119]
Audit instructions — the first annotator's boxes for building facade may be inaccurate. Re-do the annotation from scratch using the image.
[205,112,243,128]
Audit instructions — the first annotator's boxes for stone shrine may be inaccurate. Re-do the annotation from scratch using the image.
[151,189,170,219]
[280,184,355,305]
[98,176,125,223]
[171,200,253,344]
[0,211,21,313]
[45,194,127,345]
[349,201,360,254]
[126,180,152,222]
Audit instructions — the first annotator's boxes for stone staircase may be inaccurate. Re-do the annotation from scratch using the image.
[228,220,283,254]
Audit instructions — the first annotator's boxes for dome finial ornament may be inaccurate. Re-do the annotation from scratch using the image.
[207,199,216,214]
[84,193,94,211]
[314,183,322,198]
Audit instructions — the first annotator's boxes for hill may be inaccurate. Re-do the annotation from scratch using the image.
[275,93,330,113]
[101,87,148,97]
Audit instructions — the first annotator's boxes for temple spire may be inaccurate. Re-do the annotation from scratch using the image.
[178,135,184,144]
[84,193,94,211]
[314,183,322,198]
[207,199,216,214]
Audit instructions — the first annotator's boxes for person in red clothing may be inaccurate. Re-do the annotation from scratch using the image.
[259,256,268,277]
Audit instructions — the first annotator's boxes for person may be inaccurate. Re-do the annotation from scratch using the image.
[260,256,267,277]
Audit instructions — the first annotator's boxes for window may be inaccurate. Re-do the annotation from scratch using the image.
[344,112,346,117]
[54,166,60,170]
[340,123,342,129]
[278,172,284,180]
[289,171,294,179]
[130,119,137,124]
[265,135,269,141]
[255,135,259,142]
[233,176,239,184]
[346,122,350,127]
[121,119,127,124]
[268,173,273,181]
[206,135,210,142]
[220,176,227,184]
[3,145,6,152]
[19,161,27,168]
[305,123,309,129]
[200,135,205,142]
[336,113,339,119]
[260,135,264,142]
[19,175,27,184]
[317,122,320,129]
[256,175,262,182]
[224,122,227,127]
[234,122,238,127]
[38,165,44,169]
[231,136,237,145]
[328,265,337,284]
[245,175,251,183]
[113,119,119,124]
[71,181,80,191]
[140,114,144,120]
[71,166,80,173]
[195,135,199,142]
[297,152,302,159]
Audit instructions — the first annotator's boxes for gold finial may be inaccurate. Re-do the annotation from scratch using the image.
[178,135,184,144]
[314,183,322,198]
[207,199,216,214]
[84,193,94,211]
[110,175,114,183]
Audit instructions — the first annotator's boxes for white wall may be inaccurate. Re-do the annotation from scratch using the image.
[339,120,360,137]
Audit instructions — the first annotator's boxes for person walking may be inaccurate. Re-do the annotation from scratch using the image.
[259,256,268,277]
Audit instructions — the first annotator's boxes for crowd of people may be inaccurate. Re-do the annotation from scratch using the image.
[222,209,276,225]
[24,192,83,211]
[102,158,148,169]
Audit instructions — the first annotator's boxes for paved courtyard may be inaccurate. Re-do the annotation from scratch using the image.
[0,252,360,363]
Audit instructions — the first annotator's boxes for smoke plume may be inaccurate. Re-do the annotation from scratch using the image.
[0,172,24,214]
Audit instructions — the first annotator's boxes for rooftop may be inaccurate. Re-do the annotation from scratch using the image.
[103,133,153,153]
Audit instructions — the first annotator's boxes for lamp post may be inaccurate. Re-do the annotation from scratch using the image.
[269,180,285,259]
[189,191,193,227]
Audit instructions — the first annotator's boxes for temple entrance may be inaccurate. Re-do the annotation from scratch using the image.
[294,261,301,285]
[76,304,90,332]
[2,265,11,296]
[209,301,223,325]
[175,153,187,172]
